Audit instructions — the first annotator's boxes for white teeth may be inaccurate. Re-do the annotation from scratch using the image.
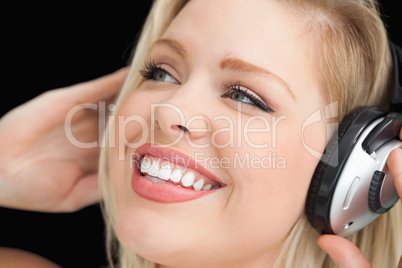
[170,168,184,183]
[140,156,220,191]
[140,157,151,174]
[202,184,212,190]
[158,162,172,180]
[192,179,204,191]
[181,172,195,187]
[148,157,160,177]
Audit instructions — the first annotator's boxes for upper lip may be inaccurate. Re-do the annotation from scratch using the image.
[133,143,225,186]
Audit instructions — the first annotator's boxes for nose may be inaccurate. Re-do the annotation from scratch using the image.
[152,100,210,144]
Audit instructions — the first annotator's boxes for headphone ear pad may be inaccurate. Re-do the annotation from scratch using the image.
[305,107,370,233]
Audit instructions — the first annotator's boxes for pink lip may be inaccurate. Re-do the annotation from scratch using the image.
[131,143,224,203]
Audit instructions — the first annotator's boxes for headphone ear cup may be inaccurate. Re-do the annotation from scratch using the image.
[305,106,385,234]
[305,108,360,231]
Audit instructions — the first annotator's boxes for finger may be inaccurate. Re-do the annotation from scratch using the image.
[317,235,371,268]
[68,67,129,104]
[387,148,402,198]
[387,148,402,268]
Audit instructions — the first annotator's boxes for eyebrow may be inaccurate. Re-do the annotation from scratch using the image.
[154,38,189,61]
[220,57,295,100]
[153,38,295,100]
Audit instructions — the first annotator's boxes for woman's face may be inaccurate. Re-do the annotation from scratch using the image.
[111,0,328,267]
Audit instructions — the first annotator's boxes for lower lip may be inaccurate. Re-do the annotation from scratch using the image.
[132,167,218,203]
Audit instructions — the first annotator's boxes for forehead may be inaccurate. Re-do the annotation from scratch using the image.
[159,0,318,101]
[162,0,303,58]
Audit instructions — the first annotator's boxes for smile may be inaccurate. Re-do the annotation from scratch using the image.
[131,143,225,203]
[140,155,223,190]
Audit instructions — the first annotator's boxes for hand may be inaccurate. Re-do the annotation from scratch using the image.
[0,68,128,212]
[316,127,402,268]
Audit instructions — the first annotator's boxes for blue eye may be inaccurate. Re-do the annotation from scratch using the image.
[228,91,254,104]
[151,69,176,83]
[140,60,177,83]
[221,81,274,113]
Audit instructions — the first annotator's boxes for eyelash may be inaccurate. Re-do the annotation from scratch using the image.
[140,60,274,113]
[221,81,274,113]
[140,60,180,84]
[139,60,177,82]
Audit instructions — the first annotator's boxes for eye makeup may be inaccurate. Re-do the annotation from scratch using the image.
[139,59,275,113]
[139,60,178,83]
[221,81,274,113]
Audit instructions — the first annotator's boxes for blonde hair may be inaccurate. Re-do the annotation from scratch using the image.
[99,0,402,267]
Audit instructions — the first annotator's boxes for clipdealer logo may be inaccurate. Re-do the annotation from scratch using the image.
[63,101,338,168]
[64,101,287,162]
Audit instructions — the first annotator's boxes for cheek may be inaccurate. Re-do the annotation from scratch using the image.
[271,114,327,198]
[114,91,153,148]
[223,113,327,237]
[109,91,154,208]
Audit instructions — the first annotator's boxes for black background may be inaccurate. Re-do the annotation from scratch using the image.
[0,2,400,268]
[0,3,152,268]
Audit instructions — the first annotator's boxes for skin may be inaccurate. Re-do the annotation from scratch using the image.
[0,0,400,267]
[0,247,61,268]
[111,0,399,267]
[0,68,128,212]
[112,0,327,266]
